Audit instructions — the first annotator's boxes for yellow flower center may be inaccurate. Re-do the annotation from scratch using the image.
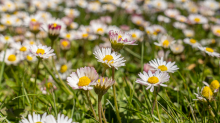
[47,82,53,89]
[202,86,213,100]
[190,39,196,44]
[210,80,220,91]
[4,36,10,40]
[35,122,42,123]
[136,20,141,25]
[158,65,168,71]
[31,18,36,22]
[36,49,45,54]
[97,28,104,33]
[30,41,35,45]
[103,55,114,63]
[175,47,179,51]
[147,76,159,84]
[20,46,27,52]
[98,78,105,83]
[194,18,200,23]
[82,33,88,38]
[78,76,91,87]
[162,40,169,47]
[211,39,215,44]
[66,34,71,38]
[60,65,68,73]
[132,33,137,38]
[53,23,57,27]
[216,29,220,34]
[26,55,33,61]
[118,35,123,40]
[61,41,69,47]
[205,47,214,53]
[8,54,16,61]
[6,20,11,24]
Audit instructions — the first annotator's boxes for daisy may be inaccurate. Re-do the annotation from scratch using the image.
[0,35,14,44]
[0,49,20,65]
[175,15,187,23]
[203,80,220,93]
[149,57,179,73]
[56,59,72,80]
[26,54,37,62]
[67,67,98,90]
[60,31,77,40]
[90,21,107,35]
[45,113,77,123]
[136,70,170,92]
[94,77,115,95]
[188,14,208,24]
[109,30,137,46]
[183,38,200,47]
[64,8,80,18]
[154,34,175,48]
[164,9,180,18]
[75,0,88,8]
[19,112,47,123]
[131,15,144,26]
[197,46,220,57]
[29,44,55,59]
[93,48,126,69]
[211,25,220,37]
[182,29,194,38]
[170,42,184,54]
[128,29,143,41]
[60,39,71,50]
[194,86,213,101]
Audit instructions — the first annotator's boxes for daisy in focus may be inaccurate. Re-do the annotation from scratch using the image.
[93,48,126,69]
[67,67,98,90]
[136,70,170,92]
[29,44,55,59]
[149,57,179,73]
[154,34,175,49]
[197,46,220,57]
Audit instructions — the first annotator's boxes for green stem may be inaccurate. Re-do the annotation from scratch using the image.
[201,56,208,83]
[112,67,121,123]
[151,86,160,114]
[31,58,41,113]
[0,43,8,84]
[156,98,162,123]
[98,95,103,123]
[101,106,107,123]
[52,91,57,116]
[84,90,98,120]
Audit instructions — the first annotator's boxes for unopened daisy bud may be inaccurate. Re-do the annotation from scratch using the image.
[210,80,220,93]
[48,23,61,41]
[29,21,41,35]
[60,39,71,50]
[94,77,115,96]
[109,30,136,51]
[201,86,213,100]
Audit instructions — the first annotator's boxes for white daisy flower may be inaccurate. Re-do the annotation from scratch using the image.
[26,54,37,62]
[56,59,72,80]
[19,112,47,123]
[45,113,77,123]
[197,46,220,57]
[149,57,179,73]
[182,29,194,38]
[154,34,175,48]
[211,25,220,37]
[29,44,55,59]
[188,14,208,24]
[67,67,98,90]
[136,70,170,92]
[93,48,126,69]
[0,49,20,65]
[60,31,77,40]
[183,38,200,47]
[128,29,144,41]
[164,9,180,18]
[193,87,207,102]
[90,21,107,35]
[170,42,184,54]
[109,30,137,45]
[0,35,14,44]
